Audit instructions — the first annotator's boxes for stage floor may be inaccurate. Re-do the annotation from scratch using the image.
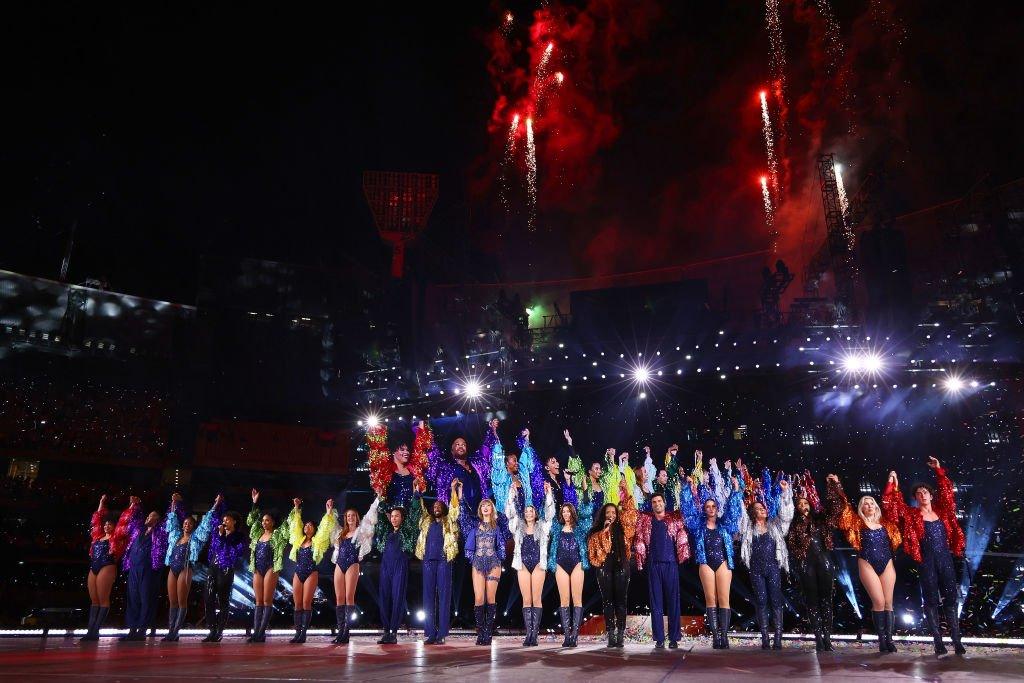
[0,635,1021,682]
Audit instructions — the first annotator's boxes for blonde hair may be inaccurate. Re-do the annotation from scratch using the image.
[477,498,498,530]
[857,496,881,525]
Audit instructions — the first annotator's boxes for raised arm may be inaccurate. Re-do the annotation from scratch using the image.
[930,457,965,557]
[679,476,701,532]
[882,470,908,525]
[518,429,544,510]
[600,449,623,505]
[112,495,143,561]
[490,424,512,514]
[620,481,639,549]
[193,495,223,548]
[540,482,556,531]
[353,498,380,560]
[774,480,794,535]
[708,456,730,513]
[91,495,108,542]
[721,475,745,534]
[824,475,857,534]
[311,500,337,562]
[410,419,433,494]
[247,489,263,544]
[505,483,521,535]
[367,423,393,499]
[287,498,304,560]
[164,495,183,560]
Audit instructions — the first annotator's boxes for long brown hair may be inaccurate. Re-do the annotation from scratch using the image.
[559,503,578,529]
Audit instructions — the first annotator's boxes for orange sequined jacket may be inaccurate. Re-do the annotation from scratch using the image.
[824,479,901,552]
[587,487,638,568]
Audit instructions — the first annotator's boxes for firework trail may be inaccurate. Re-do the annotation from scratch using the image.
[507,113,520,157]
[532,42,557,107]
[759,90,780,200]
[526,117,538,231]
[834,160,849,218]
[764,0,787,113]
[499,113,521,212]
[816,0,854,133]
[761,175,777,251]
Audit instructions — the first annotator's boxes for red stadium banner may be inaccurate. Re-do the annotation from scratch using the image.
[195,420,350,474]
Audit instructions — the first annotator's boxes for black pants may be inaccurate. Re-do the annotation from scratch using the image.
[204,565,235,632]
[596,565,630,633]
[792,551,835,629]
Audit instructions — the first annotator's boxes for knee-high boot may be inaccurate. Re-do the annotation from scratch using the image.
[705,607,721,649]
[926,605,947,655]
[570,606,583,647]
[771,607,784,650]
[945,604,966,655]
[474,605,486,645]
[247,606,263,643]
[559,606,571,647]
[871,611,887,653]
[615,603,627,648]
[334,605,348,644]
[807,606,823,652]
[483,604,497,645]
[885,610,897,653]
[603,601,616,647]
[820,600,834,651]
[162,607,180,642]
[757,606,770,649]
[522,608,533,647]
[718,607,731,649]
[289,610,302,643]
[531,607,543,646]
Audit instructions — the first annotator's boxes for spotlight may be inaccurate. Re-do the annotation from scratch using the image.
[464,380,483,398]
[863,353,883,373]
[901,613,915,625]
[841,353,864,373]
[366,414,380,428]
[633,366,651,383]
[944,376,965,393]
[415,610,425,622]
[638,392,647,399]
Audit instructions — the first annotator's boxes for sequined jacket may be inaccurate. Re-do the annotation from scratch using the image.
[738,486,794,572]
[883,467,964,563]
[633,510,691,570]
[546,497,594,572]
[415,487,462,562]
[506,484,555,571]
[366,494,422,555]
[288,506,337,565]
[247,506,290,573]
[331,500,377,565]
[118,499,171,571]
[680,475,743,569]
[366,422,429,502]
[165,500,219,566]
[825,479,901,552]
[587,486,638,568]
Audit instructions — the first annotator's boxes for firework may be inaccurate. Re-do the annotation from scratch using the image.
[761,175,777,251]
[554,71,564,85]
[499,113,521,212]
[759,90,780,200]
[532,42,557,106]
[507,113,520,157]
[834,161,849,218]
[765,0,787,108]
[816,0,854,133]
[526,117,538,231]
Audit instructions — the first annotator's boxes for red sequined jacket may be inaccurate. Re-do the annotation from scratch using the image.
[633,511,690,570]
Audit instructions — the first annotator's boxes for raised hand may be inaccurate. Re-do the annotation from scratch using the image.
[213,494,224,508]
[694,449,703,465]
[293,497,302,509]
[563,469,572,483]
[619,452,629,466]
[563,429,572,446]
[543,481,552,495]
[251,488,259,504]
[97,494,107,511]
[489,418,500,433]
[888,471,898,486]
[171,492,182,504]
[826,474,839,484]
[732,476,740,492]
[130,495,141,506]
[326,499,334,512]
[927,456,940,470]
[779,480,789,491]
[521,428,530,440]
[418,420,426,431]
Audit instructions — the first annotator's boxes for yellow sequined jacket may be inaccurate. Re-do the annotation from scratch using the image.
[415,487,461,562]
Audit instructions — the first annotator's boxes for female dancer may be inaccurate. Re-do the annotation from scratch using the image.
[786,473,837,651]
[506,480,555,646]
[738,478,793,649]
[81,495,120,641]
[587,481,637,648]
[331,502,375,644]
[162,493,220,641]
[680,463,743,649]
[246,489,291,642]
[548,499,592,647]
[826,473,902,653]
[884,458,966,655]
[463,487,510,645]
[287,497,336,643]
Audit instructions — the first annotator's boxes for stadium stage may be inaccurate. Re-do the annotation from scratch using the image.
[1,633,1021,682]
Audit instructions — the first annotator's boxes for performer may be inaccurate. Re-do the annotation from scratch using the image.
[202,495,250,643]
[464,488,511,645]
[81,495,122,641]
[549,498,593,647]
[330,503,375,644]
[506,480,555,646]
[119,497,168,641]
[826,473,902,653]
[491,425,544,517]
[361,492,422,644]
[426,422,491,513]
[653,444,684,512]
[245,489,290,643]
[884,458,967,655]
[415,480,461,644]
[587,481,637,648]
[367,422,430,543]
[287,497,336,643]
[541,430,579,509]
[786,472,837,651]
[680,460,743,649]
[163,493,219,641]
[738,477,793,649]
[636,488,692,649]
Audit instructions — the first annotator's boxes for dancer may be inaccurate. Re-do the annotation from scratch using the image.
[786,472,837,651]
[826,473,902,653]
[506,480,555,646]
[246,489,290,642]
[202,495,250,643]
[367,422,430,543]
[287,497,336,643]
[680,460,743,649]
[416,480,461,644]
[464,487,511,645]
[81,495,122,641]
[738,477,793,649]
[541,430,579,509]
[884,457,967,655]
[548,498,592,647]
[330,502,375,644]
[427,423,490,512]
[163,493,219,641]
[119,497,168,641]
[362,490,422,644]
[491,425,544,516]
[588,481,637,648]
[636,487,692,649]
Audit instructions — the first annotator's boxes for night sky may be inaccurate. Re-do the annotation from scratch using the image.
[2,1,1021,304]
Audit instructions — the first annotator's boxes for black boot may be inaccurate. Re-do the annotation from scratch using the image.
[171,607,187,641]
[885,610,897,653]
[807,606,823,652]
[474,605,486,645]
[758,607,771,649]
[559,606,571,647]
[259,605,272,641]
[333,605,347,644]
[871,611,887,653]
[946,604,966,655]
[81,606,108,642]
[483,604,497,645]
[531,607,543,646]
[926,605,947,655]
[772,607,784,650]
[603,603,616,648]
[570,607,583,647]
[162,608,179,642]
[522,608,533,647]
[296,610,310,644]
[719,607,731,649]
[247,606,263,643]
[615,605,627,648]
[118,627,137,642]
[821,601,834,651]
[705,607,720,649]
[290,610,303,644]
